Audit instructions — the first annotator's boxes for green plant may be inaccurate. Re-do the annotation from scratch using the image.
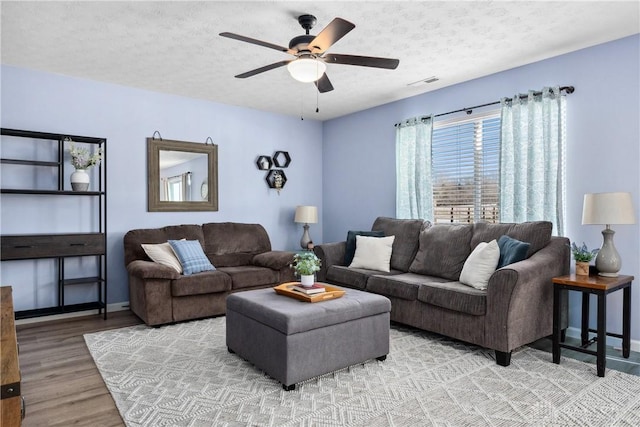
[69,141,103,170]
[571,242,599,262]
[291,252,321,276]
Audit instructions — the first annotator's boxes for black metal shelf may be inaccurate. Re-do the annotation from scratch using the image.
[62,276,105,286]
[0,189,104,196]
[1,158,60,167]
[1,128,108,320]
[15,301,106,320]
[1,128,105,144]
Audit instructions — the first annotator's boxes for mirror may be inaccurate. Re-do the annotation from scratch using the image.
[147,138,218,212]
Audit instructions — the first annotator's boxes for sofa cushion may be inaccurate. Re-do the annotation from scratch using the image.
[349,235,395,272]
[366,273,428,301]
[371,217,426,272]
[409,224,473,281]
[141,242,182,273]
[471,221,552,257]
[168,239,216,275]
[417,280,487,316]
[216,266,279,290]
[326,265,399,290]
[344,230,385,265]
[171,270,232,297]
[459,240,500,290]
[202,222,272,267]
[253,251,295,270]
[124,224,205,266]
[497,235,530,268]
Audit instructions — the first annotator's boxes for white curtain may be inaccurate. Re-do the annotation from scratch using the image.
[396,116,434,220]
[499,87,566,235]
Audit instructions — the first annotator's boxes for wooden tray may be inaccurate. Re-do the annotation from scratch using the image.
[274,282,345,303]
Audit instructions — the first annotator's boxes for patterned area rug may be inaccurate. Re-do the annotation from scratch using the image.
[85,317,640,426]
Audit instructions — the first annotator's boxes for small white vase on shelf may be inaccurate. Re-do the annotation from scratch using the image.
[300,274,314,288]
[71,169,90,191]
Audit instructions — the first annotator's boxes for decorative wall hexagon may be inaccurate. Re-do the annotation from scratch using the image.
[256,155,272,170]
[273,151,291,168]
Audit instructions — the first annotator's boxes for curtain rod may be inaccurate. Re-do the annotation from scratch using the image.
[394,86,575,127]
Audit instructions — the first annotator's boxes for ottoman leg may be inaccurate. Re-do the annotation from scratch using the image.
[283,383,296,391]
[376,355,387,361]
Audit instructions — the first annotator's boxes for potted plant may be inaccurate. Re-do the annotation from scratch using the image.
[68,141,103,191]
[571,242,598,276]
[291,252,321,287]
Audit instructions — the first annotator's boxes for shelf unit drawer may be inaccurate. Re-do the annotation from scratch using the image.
[1,234,105,260]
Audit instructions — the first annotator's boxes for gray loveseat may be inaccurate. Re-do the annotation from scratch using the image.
[124,222,296,326]
[314,217,569,366]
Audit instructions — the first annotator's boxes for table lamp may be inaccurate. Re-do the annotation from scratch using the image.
[582,192,636,277]
[294,206,318,250]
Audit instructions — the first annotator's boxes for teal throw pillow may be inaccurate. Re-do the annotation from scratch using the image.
[168,239,216,275]
[344,230,385,265]
[497,235,530,268]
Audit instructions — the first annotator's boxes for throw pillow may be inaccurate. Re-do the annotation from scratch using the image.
[497,235,530,268]
[167,239,216,276]
[141,242,183,273]
[459,239,500,290]
[349,235,395,272]
[344,230,385,265]
[409,224,474,281]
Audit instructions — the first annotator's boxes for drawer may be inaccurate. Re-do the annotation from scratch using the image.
[1,233,105,260]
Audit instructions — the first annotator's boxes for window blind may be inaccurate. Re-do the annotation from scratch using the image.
[432,113,500,223]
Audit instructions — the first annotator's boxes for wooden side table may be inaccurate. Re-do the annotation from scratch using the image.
[1,286,23,426]
[552,274,634,377]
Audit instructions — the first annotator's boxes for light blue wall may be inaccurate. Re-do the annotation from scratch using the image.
[1,66,323,310]
[2,35,639,343]
[322,35,640,341]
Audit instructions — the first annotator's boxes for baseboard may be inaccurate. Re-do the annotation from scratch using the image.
[15,301,130,325]
[565,326,640,353]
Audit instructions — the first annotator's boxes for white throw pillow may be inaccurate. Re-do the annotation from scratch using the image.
[142,242,183,273]
[349,235,395,272]
[459,239,500,290]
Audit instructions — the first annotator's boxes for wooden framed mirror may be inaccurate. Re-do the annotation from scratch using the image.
[147,137,218,212]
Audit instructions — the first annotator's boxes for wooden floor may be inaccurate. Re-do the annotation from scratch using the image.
[16,311,142,427]
[15,311,640,426]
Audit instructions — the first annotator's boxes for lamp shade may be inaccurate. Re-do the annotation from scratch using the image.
[287,58,326,83]
[582,192,636,225]
[294,206,318,224]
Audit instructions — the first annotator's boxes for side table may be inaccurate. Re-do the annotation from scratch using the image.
[552,273,634,377]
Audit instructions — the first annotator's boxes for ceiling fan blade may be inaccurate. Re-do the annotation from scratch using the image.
[323,53,399,69]
[220,32,291,53]
[308,18,355,54]
[235,60,291,78]
[315,73,334,93]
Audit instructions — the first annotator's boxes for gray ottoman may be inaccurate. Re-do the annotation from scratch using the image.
[226,286,391,390]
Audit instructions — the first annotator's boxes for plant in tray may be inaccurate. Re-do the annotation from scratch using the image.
[291,252,321,276]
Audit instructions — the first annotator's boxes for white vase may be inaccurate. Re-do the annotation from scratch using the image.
[71,169,90,191]
[300,274,314,287]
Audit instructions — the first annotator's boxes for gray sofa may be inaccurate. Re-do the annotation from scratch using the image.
[124,222,296,326]
[313,217,570,366]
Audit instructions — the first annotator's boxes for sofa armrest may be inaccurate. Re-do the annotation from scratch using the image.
[253,251,295,270]
[127,260,180,280]
[313,241,346,282]
[485,236,570,352]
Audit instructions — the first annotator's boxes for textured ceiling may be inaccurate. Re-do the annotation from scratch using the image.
[2,1,639,121]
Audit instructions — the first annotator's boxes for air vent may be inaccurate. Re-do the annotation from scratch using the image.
[408,76,439,86]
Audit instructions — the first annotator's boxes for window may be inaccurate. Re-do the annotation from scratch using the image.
[431,112,500,223]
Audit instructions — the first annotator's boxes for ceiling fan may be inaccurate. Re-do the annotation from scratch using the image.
[219,14,399,93]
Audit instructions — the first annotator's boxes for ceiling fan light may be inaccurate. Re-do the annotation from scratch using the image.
[287,58,326,83]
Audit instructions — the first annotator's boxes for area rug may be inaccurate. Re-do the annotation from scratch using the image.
[85,317,640,426]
